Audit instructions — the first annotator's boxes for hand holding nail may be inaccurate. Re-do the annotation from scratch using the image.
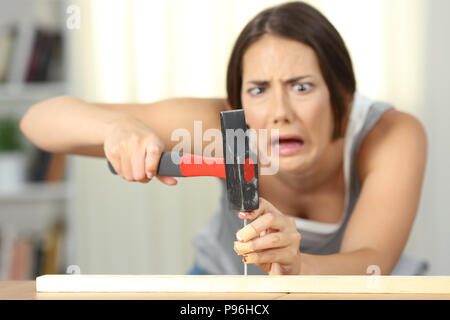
[234,197,303,275]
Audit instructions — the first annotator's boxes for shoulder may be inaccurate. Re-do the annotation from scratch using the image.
[357,108,427,181]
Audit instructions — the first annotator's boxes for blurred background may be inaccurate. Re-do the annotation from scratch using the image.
[0,0,448,278]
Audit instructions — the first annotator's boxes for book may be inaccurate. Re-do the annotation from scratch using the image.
[9,236,33,280]
[25,29,63,82]
[42,220,64,275]
[7,222,65,279]
[27,147,53,182]
[0,27,15,83]
[32,237,45,278]
[45,153,66,182]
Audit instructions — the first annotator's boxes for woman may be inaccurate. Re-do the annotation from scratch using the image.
[20,2,427,275]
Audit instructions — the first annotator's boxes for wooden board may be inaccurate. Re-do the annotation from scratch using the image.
[2,281,450,300]
[36,275,450,294]
[0,281,37,300]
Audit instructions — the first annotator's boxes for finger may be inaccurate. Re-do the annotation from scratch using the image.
[109,159,122,177]
[255,262,294,275]
[238,197,273,220]
[269,263,284,275]
[237,211,255,220]
[120,151,133,181]
[234,232,293,255]
[243,247,297,265]
[236,223,258,242]
[260,227,276,237]
[138,178,151,183]
[131,145,147,181]
[144,144,163,179]
[107,146,122,176]
[236,212,287,242]
[156,175,178,186]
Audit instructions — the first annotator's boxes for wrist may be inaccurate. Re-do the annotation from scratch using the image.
[103,113,135,140]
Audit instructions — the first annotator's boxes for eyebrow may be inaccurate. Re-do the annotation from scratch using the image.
[246,75,313,86]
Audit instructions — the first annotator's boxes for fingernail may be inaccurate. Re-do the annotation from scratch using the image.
[238,211,248,218]
[244,254,255,264]
[234,241,252,255]
[147,172,153,179]
[236,224,258,242]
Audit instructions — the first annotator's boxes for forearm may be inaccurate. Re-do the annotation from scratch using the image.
[20,96,226,156]
[300,248,395,275]
[20,96,127,155]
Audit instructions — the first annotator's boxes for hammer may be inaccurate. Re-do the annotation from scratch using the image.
[107,109,259,211]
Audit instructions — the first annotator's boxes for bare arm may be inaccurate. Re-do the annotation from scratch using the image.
[20,96,228,184]
[20,96,227,157]
[300,110,427,275]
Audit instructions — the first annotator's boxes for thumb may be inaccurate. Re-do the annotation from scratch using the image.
[157,175,178,186]
[269,263,283,275]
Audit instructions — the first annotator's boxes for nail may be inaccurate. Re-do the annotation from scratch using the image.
[234,241,241,249]
[236,224,258,242]
[234,241,252,255]
[238,211,248,218]
[147,172,153,179]
[243,254,255,264]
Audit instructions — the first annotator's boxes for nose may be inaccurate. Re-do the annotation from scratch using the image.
[273,113,290,124]
[271,90,294,125]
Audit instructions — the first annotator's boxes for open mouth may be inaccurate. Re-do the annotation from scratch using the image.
[271,134,305,156]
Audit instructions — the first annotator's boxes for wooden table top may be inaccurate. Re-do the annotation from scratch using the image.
[2,279,450,300]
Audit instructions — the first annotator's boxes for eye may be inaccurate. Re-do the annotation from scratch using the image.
[293,83,312,93]
[247,87,265,96]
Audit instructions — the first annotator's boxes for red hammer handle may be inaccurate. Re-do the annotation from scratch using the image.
[179,154,226,179]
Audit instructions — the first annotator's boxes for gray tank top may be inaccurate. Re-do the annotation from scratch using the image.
[192,92,394,275]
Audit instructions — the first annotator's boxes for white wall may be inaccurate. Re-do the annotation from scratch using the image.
[65,0,450,275]
[404,0,450,275]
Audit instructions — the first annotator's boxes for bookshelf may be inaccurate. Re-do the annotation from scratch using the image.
[0,0,69,280]
[0,182,68,280]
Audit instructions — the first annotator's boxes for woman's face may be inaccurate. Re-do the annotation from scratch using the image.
[241,34,335,174]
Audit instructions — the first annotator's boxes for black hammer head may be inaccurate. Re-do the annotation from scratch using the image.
[220,110,259,212]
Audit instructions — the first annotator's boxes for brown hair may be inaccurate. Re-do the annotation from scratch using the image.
[226,1,356,139]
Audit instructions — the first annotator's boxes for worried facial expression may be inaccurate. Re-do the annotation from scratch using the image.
[241,34,335,174]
